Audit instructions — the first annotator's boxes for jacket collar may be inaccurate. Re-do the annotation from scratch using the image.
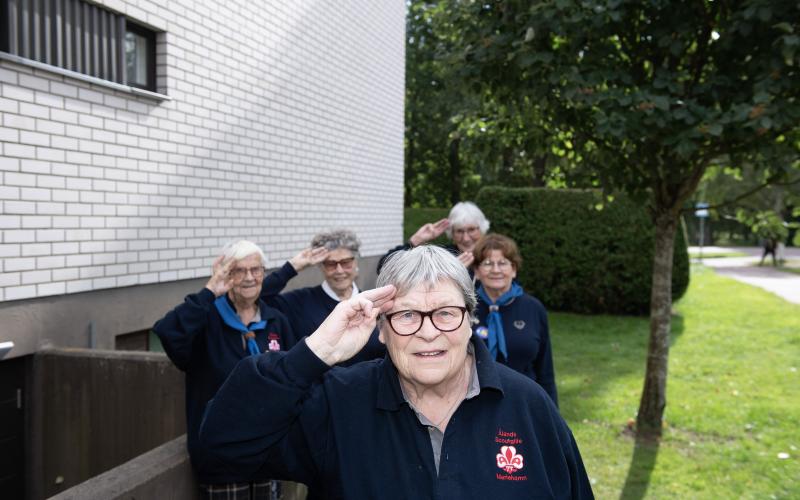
[375,334,504,411]
[224,294,281,322]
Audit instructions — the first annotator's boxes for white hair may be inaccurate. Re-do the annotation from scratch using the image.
[220,240,266,265]
[376,245,476,312]
[445,201,490,238]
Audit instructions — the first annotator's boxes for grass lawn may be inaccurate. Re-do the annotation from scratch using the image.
[552,265,800,499]
[688,251,749,259]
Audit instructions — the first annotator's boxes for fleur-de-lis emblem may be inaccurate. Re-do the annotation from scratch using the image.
[513,320,525,330]
[496,445,524,474]
[268,339,281,351]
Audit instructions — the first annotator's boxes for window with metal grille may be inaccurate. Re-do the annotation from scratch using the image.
[0,0,157,92]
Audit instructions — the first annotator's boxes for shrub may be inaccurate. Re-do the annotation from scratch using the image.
[474,187,689,315]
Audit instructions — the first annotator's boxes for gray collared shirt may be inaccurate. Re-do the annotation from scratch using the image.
[402,344,481,474]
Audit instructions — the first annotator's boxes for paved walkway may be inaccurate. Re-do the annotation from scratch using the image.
[690,246,800,305]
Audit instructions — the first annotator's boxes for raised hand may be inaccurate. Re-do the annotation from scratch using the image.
[458,251,475,268]
[306,285,396,365]
[409,218,450,247]
[205,255,234,297]
[289,246,330,272]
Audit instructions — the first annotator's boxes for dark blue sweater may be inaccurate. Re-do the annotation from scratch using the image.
[153,288,295,483]
[261,263,385,366]
[474,293,558,406]
[198,337,593,499]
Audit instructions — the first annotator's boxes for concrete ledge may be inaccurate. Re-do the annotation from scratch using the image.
[48,435,200,500]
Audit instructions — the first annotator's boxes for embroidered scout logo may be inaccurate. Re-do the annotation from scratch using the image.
[494,429,528,481]
[268,333,281,351]
[475,326,489,339]
[513,320,525,330]
[496,446,524,474]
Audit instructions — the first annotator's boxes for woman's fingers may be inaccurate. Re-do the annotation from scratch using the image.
[358,285,396,307]
[310,247,330,263]
[433,218,450,232]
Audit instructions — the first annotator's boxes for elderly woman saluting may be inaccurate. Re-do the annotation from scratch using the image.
[261,229,384,364]
[154,240,295,497]
[377,201,490,273]
[200,246,592,499]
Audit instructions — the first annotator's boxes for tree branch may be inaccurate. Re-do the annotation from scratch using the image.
[682,175,800,213]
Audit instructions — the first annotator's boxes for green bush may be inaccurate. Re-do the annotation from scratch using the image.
[474,187,689,315]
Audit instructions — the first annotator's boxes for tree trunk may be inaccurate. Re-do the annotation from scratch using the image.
[532,154,547,187]
[449,136,461,205]
[636,211,678,439]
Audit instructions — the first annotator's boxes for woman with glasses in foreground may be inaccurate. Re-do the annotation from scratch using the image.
[154,240,295,498]
[472,234,558,406]
[261,229,385,365]
[200,246,592,499]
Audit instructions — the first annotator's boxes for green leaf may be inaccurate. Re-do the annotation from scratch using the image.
[708,124,723,136]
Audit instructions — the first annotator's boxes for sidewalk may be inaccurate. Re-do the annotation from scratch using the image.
[689,246,800,305]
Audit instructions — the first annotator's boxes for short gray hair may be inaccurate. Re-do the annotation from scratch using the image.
[445,201,490,238]
[311,229,361,255]
[376,245,476,312]
[221,240,266,265]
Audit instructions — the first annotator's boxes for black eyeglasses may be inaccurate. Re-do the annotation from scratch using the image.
[384,306,468,336]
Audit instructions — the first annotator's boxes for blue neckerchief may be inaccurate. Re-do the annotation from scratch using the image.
[476,282,524,361]
[214,295,267,356]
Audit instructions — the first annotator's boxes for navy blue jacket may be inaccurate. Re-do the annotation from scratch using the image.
[198,337,593,499]
[261,263,385,366]
[474,293,558,406]
[153,288,295,483]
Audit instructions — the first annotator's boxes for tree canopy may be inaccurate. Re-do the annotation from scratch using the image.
[406,0,800,437]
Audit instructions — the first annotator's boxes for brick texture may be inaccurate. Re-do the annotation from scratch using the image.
[0,0,405,300]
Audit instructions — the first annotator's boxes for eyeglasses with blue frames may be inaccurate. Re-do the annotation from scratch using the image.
[384,306,468,336]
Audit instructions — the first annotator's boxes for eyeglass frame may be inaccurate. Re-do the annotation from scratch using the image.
[228,266,266,280]
[383,306,469,336]
[321,257,356,271]
[478,259,513,270]
[452,225,481,238]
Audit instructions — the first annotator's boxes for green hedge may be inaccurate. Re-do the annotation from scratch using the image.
[474,187,689,315]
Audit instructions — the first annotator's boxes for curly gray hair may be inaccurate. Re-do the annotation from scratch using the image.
[310,229,361,255]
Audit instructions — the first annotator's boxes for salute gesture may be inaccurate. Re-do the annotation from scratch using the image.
[289,246,330,272]
[205,255,235,297]
[409,218,449,247]
[306,285,396,366]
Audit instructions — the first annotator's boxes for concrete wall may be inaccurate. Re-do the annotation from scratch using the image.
[0,0,406,357]
[48,435,308,500]
[31,348,185,499]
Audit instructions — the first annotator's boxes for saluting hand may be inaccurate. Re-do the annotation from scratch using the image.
[205,255,234,297]
[306,285,396,366]
[289,246,330,272]
[409,218,449,247]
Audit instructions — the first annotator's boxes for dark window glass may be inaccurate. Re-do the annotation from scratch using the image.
[124,21,155,90]
[1,0,158,91]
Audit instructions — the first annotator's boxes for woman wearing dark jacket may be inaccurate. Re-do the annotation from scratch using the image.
[472,233,558,406]
[261,229,385,365]
[153,240,295,498]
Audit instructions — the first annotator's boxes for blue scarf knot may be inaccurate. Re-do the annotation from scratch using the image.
[214,296,266,356]
[477,283,524,361]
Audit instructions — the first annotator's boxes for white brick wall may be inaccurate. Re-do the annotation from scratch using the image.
[0,0,405,301]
